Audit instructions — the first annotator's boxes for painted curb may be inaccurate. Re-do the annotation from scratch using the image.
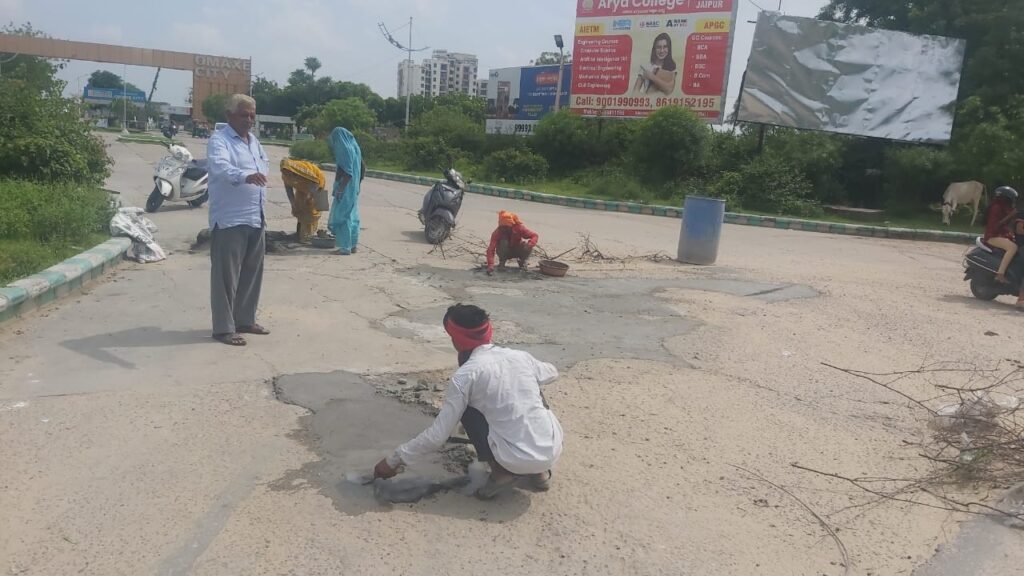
[355,167,975,246]
[0,238,132,324]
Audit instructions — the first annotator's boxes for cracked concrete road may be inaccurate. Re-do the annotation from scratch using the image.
[1,134,1023,575]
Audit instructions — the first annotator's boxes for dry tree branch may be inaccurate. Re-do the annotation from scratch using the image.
[731,465,851,575]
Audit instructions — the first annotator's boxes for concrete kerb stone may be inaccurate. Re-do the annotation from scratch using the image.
[354,168,975,245]
[0,238,131,324]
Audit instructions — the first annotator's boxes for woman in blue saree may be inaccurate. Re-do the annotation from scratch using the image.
[328,127,363,255]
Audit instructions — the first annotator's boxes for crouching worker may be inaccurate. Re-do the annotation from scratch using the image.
[486,210,539,275]
[374,304,563,499]
[280,158,327,243]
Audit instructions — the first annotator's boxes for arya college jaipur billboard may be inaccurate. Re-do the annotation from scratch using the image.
[571,0,738,122]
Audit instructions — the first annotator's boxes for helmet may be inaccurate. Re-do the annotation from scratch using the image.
[995,186,1019,201]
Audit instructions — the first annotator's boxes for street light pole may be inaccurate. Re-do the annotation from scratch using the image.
[404,17,413,132]
[121,64,129,135]
[553,35,565,112]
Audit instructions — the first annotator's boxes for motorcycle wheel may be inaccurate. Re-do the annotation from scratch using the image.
[424,216,451,245]
[188,191,209,208]
[969,276,1000,301]
[145,187,165,213]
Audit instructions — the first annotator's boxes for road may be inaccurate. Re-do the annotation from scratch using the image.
[1,133,1022,575]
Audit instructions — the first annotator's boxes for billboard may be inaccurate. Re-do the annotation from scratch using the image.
[737,13,966,144]
[83,86,147,104]
[485,64,572,135]
[570,0,739,122]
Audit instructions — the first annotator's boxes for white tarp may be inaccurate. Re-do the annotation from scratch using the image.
[737,13,966,144]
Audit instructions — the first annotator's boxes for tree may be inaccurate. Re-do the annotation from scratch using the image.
[533,51,572,65]
[87,70,142,93]
[0,23,65,96]
[630,106,711,184]
[0,24,111,184]
[202,93,230,124]
[531,109,596,174]
[304,57,322,79]
[307,97,376,135]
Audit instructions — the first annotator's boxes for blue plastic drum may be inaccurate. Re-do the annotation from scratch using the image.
[677,196,725,265]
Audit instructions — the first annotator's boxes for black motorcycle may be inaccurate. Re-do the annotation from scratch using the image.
[418,167,467,244]
[963,238,1024,300]
[161,124,178,139]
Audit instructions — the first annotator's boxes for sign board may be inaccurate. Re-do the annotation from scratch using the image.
[570,0,738,121]
[83,86,146,104]
[485,64,572,135]
[737,13,966,143]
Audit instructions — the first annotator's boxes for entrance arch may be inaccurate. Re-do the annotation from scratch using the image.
[0,33,250,121]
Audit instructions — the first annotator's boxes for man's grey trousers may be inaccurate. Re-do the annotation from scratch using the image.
[210,224,265,335]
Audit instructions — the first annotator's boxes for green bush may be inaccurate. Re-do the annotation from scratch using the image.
[761,128,847,204]
[482,148,549,184]
[401,137,459,172]
[0,179,114,243]
[531,110,595,175]
[410,107,485,158]
[712,159,820,216]
[630,106,711,184]
[882,145,954,218]
[0,78,112,185]
[289,139,332,164]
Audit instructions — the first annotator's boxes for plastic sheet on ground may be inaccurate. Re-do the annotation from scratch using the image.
[110,207,166,263]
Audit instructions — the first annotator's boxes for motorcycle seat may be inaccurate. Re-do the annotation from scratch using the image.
[976,237,993,253]
[191,158,208,169]
[183,166,208,181]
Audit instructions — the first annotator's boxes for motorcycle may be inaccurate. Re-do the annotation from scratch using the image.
[962,237,1024,301]
[146,144,210,213]
[418,167,467,244]
[161,124,178,139]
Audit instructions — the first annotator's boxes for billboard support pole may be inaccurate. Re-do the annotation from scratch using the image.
[554,35,565,113]
[121,63,129,136]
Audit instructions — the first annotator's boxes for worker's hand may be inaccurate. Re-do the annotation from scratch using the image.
[373,458,399,479]
[245,172,268,186]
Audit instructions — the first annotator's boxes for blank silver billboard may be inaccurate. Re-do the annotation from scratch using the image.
[737,13,966,144]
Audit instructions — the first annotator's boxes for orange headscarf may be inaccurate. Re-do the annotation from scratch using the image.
[498,210,522,228]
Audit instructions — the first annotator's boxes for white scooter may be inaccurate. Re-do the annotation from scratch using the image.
[146,144,209,213]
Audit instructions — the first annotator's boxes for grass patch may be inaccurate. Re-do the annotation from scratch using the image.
[0,234,108,285]
[0,180,114,285]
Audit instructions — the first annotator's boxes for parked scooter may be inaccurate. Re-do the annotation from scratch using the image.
[963,237,1024,301]
[146,144,209,213]
[418,166,468,244]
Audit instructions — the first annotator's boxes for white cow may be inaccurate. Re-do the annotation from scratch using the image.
[941,181,986,226]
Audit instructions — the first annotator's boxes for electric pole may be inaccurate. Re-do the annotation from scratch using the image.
[379,18,428,132]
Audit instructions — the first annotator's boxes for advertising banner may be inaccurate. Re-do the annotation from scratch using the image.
[737,13,966,143]
[570,0,738,122]
[83,86,147,104]
[485,64,572,135]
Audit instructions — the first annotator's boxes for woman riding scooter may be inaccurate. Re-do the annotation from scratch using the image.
[982,186,1019,285]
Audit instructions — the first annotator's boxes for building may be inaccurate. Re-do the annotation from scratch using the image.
[474,78,488,99]
[397,61,423,98]
[396,50,479,98]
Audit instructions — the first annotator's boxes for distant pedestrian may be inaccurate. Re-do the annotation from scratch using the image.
[327,127,364,255]
[206,94,271,346]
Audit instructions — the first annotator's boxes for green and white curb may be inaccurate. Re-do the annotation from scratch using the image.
[0,238,131,324]
[354,167,974,246]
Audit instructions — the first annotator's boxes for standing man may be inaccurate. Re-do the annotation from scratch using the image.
[206,94,271,346]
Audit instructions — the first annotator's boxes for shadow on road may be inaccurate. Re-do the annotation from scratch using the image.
[60,326,211,369]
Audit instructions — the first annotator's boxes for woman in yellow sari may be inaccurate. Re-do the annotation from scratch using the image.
[280,158,327,243]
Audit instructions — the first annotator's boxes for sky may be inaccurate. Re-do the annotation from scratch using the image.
[3,0,827,111]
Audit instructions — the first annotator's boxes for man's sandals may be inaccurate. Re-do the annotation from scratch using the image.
[213,324,271,346]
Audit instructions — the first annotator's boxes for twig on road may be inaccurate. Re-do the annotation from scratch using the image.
[731,464,851,576]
